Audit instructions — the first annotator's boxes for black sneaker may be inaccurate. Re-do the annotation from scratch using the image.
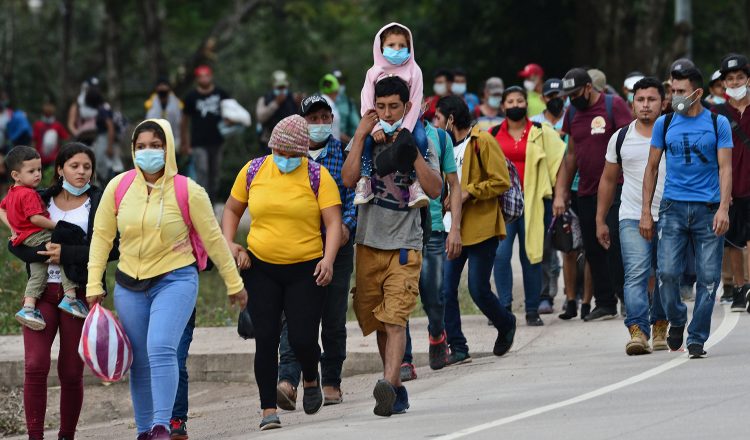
[169,417,188,440]
[687,343,707,359]
[493,320,516,357]
[373,379,396,417]
[580,303,591,320]
[744,285,750,313]
[446,350,472,366]
[667,325,684,351]
[583,306,617,322]
[525,312,544,326]
[720,284,734,304]
[730,287,747,312]
[428,332,449,370]
[558,300,577,320]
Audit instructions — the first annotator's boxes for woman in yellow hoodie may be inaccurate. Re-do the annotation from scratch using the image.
[490,86,565,327]
[86,119,247,440]
[434,95,517,363]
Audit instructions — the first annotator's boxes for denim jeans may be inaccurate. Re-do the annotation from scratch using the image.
[657,200,723,346]
[172,308,196,421]
[114,266,199,434]
[494,212,542,313]
[620,220,665,337]
[403,231,447,364]
[278,239,354,387]
[444,237,516,355]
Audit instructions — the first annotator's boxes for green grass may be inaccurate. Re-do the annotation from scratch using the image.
[0,222,479,335]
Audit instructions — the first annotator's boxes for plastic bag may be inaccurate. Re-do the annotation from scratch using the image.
[78,304,133,382]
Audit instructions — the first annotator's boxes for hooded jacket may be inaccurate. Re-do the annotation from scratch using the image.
[86,119,243,297]
[360,22,423,134]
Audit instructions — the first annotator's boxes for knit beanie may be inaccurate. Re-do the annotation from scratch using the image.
[268,115,309,155]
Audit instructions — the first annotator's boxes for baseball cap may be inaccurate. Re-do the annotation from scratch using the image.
[518,63,544,78]
[720,53,750,76]
[300,94,332,116]
[542,78,564,96]
[670,58,696,76]
[319,73,340,95]
[194,65,212,77]
[485,77,505,94]
[272,70,289,87]
[623,71,645,90]
[562,68,592,94]
[587,69,607,92]
[710,70,722,85]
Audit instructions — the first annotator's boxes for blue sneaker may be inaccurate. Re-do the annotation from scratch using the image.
[15,307,46,331]
[393,385,410,414]
[58,296,89,319]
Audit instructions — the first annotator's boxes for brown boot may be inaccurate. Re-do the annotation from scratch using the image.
[323,385,343,406]
[626,324,652,356]
[651,320,668,351]
[276,380,297,411]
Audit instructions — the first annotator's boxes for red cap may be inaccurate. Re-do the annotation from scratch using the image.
[194,65,213,77]
[518,63,544,78]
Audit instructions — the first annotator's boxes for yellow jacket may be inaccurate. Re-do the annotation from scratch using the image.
[523,123,565,263]
[458,126,511,246]
[86,119,243,297]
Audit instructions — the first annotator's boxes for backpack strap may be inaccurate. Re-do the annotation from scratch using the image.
[173,174,208,271]
[245,156,269,192]
[114,170,138,215]
[604,94,615,129]
[307,160,321,198]
[531,121,543,129]
[566,105,577,131]
[662,113,675,149]
[711,111,719,144]
[614,126,629,165]
[489,124,501,138]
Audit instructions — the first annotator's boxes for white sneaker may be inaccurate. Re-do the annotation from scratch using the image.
[354,177,374,205]
[407,182,430,208]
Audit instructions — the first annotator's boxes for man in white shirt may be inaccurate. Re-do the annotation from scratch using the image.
[595,77,667,355]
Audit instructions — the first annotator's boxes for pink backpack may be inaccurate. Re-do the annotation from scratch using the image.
[114,170,209,271]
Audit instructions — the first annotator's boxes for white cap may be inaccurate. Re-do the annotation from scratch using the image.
[623,74,645,90]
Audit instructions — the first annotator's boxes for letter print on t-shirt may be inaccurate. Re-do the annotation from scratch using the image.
[666,131,712,164]
[195,94,221,117]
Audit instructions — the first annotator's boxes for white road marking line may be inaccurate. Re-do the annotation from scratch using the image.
[435,307,740,440]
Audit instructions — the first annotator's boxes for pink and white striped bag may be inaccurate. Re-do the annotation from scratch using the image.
[78,304,133,382]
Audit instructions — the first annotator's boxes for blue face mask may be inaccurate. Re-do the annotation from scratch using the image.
[308,124,332,143]
[712,95,726,104]
[134,149,166,174]
[627,92,634,103]
[379,116,404,135]
[382,47,410,66]
[62,178,90,196]
[273,154,302,173]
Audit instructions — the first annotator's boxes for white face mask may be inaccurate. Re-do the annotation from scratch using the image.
[523,79,536,92]
[725,82,748,100]
[434,83,448,96]
[451,82,467,95]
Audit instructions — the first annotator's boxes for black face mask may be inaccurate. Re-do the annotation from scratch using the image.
[505,107,527,122]
[546,97,565,117]
[570,93,590,111]
[157,89,170,99]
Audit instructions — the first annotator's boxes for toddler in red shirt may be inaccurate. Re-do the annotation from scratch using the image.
[0,146,79,330]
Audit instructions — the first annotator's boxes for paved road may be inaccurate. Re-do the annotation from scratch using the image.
[17,303,747,440]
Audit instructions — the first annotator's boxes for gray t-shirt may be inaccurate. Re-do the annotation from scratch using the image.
[355,136,440,250]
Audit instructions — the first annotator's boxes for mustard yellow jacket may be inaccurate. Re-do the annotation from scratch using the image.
[523,123,565,263]
[458,126,511,246]
[86,119,243,297]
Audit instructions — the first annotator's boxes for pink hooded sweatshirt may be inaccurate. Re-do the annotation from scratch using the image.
[360,22,423,134]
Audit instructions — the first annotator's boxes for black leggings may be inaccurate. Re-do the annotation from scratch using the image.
[243,254,325,409]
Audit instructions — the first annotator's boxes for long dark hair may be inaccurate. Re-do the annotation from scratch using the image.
[53,142,97,184]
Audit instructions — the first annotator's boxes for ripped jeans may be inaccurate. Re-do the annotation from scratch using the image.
[656,200,724,346]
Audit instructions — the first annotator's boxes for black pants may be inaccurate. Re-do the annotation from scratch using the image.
[243,254,325,409]
[576,186,624,310]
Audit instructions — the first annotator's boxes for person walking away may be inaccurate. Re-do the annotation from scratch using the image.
[342,76,442,417]
[434,95,517,365]
[86,119,247,439]
[222,115,341,430]
[596,77,668,355]
[275,95,355,409]
[641,63,732,359]
[256,70,298,153]
[553,68,633,321]
[180,65,230,200]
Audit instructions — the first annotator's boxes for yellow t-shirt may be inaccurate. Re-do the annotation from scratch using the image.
[230,157,341,264]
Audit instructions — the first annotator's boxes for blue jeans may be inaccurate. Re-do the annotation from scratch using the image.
[361,121,428,177]
[172,308,196,421]
[620,220,665,337]
[278,239,354,387]
[494,212,542,313]
[657,200,724,346]
[114,266,198,434]
[403,231,447,364]
[444,237,516,355]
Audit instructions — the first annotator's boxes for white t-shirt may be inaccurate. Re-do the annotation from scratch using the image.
[605,121,665,221]
[46,197,91,283]
[443,136,470,231]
